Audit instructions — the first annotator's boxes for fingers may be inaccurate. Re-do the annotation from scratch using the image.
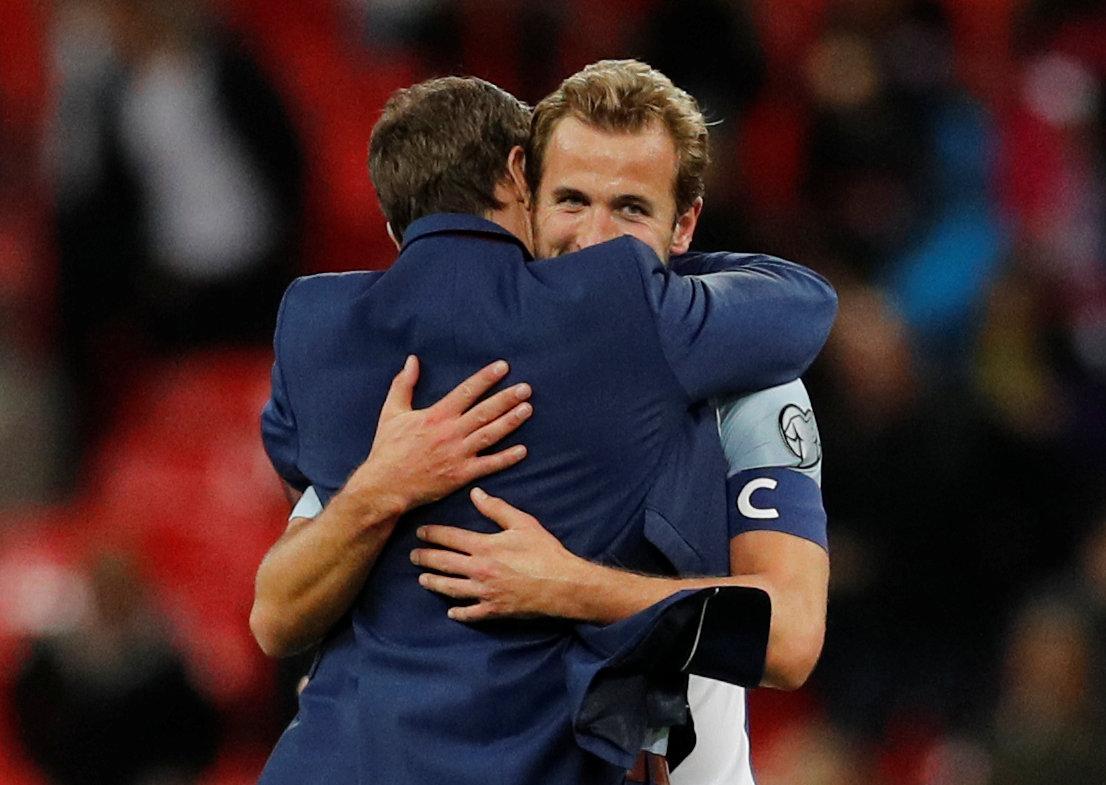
[462,400,532,453]
[445,603,493,623]
[415,574,493,623]
[467,445,528,482]
[417,572,479,600]
[416,524,486,553]
[380,355,419,417]
[469,487,537,530]
[410,547,472,577]
[459,382,532,437]
[437,360,510,415]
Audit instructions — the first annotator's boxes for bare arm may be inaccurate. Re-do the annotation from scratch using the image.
[250,358,534,657]
[251,475,403,658]
[413,490,827,690]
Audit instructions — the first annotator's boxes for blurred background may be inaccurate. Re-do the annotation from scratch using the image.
[1,0,1104,783]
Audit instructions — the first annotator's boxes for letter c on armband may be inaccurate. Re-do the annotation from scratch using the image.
[736,478,779,520]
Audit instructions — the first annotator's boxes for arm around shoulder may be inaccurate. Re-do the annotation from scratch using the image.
[252,357,535,656]
[640,245,838,401]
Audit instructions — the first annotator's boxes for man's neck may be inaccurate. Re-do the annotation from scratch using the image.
[484,204,535,256]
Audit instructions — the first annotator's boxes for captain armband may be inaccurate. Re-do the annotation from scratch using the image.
[726,468,828,551]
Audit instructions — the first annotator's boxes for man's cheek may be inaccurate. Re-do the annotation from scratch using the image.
[536,221,574,257]
[534,234,564,259]
[624,226,666,260]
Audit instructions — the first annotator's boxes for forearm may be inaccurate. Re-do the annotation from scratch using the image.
[250,478,402,657]
[550,554,824,689]
[550,558,731,624]
[412,489,826,688]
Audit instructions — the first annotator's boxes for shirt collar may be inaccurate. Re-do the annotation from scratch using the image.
[401,213,533,260]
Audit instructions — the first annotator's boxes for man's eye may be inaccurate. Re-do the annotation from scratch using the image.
[559,196,585,207]
[621,203,647,217]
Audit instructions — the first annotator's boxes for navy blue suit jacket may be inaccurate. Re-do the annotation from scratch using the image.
[259,214,836,785]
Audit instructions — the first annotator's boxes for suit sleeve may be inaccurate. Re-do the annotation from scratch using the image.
[668,251,743,275]
[261,279,310,492]
[566,585,770,766]
[637,243,837,401]
[716,380,828,550]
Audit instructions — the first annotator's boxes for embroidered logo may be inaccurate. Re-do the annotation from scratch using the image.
[779,404,821,469]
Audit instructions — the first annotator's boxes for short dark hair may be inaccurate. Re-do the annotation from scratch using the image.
[369,77,531,241]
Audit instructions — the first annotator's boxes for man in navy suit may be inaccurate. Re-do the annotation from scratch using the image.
[253,73,835,785]
[410,61,831,785]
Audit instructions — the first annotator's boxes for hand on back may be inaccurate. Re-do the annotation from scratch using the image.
[346,357,533,514]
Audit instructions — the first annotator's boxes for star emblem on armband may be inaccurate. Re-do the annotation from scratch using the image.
[779,404,821,469]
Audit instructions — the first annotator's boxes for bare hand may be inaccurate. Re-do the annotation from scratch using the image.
[411,488,587,622]
[346,358,532,514]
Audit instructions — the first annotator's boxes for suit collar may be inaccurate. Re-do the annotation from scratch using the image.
[401,213,533,260]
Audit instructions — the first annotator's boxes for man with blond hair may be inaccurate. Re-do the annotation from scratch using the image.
[413,60,830,785]
[254,67,834,785]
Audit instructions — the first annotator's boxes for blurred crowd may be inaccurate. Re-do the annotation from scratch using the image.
[1,0,1104,783]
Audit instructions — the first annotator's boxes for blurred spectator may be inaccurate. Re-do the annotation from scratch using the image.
[811,282,992,735]
[919,736,992,785]
[803,0,1009,354]
[49,0,305,457]
[802,14,925,278]
[343,0,463,73]
[811,276,1095,738]
[755,719,875,785]
[996,0,1106,470]
[980,597,1106,785]
[1077,508,1106,642]
[0,166,65,505]
[0,0,64,507]
[1052,509,1106,717]
[641,0,765,121]
[11,551,219,785]
[974,260,1070,442]
[641,0,767,252]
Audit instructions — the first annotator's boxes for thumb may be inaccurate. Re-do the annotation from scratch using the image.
[470,487,534,530]
[381,355,419,416]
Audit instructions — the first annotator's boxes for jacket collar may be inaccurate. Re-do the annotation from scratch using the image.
[401,213,533,260]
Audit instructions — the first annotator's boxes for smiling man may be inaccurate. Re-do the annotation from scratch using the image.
[532,114,700,257]
[410,61,831,785]
[253,68,835,785]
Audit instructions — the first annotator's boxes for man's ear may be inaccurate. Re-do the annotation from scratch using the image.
[506,145,531,210]
[386,222,401,251]
[669,197,703,256]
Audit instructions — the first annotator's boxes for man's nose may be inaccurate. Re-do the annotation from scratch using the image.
[577,210,620,250]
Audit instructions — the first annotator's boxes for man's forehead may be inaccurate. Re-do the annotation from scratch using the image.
[541,116,679,195]
[546,115,675,158]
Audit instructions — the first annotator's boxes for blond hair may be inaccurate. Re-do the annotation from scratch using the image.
[527,59,709,216]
